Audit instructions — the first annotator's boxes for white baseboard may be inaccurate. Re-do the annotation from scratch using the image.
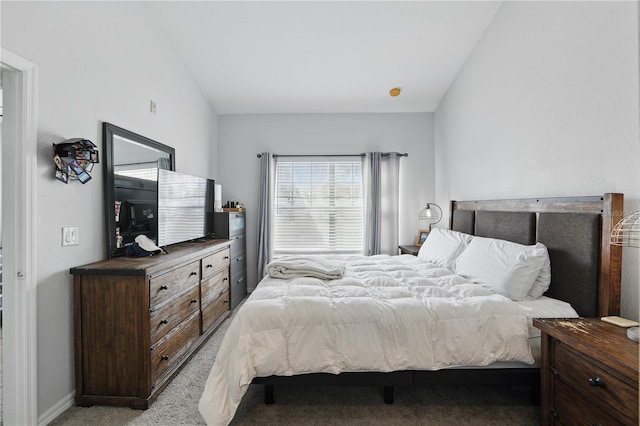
[38,391,74,426]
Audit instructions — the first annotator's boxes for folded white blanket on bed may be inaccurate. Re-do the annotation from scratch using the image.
[266,255,346,279]
[199,255,535,426]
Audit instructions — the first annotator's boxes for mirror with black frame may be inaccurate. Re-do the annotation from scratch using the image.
[103,122,175,258]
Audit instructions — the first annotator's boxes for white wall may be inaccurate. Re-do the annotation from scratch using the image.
[218,113,434,290]
[435,1,640,319]
[2,2,218,418]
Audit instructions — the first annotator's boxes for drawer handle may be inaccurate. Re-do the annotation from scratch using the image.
[236,277,245,284]
[160,319,168,325]
[161,355,169,361]
[588,377,605,387]
[223,277,229,282]
[223,300,229,304]
[224,256,230,260]
[206,264,213,268]
[190,271,197,277]
[190,299,198,304]
[159,285,168,291]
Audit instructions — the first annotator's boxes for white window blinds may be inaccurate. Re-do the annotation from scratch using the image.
[274,158,363,255]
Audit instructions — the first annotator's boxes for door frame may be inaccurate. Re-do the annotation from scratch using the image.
[2,47,39,425]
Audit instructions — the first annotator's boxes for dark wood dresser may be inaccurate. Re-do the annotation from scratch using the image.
[533,318,639,425]
[214,211,247,309]
[70,239,231,409]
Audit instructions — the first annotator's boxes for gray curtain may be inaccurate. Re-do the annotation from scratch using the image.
[363,153,382,255]
[257,153,276,281]
[363,152,400,255]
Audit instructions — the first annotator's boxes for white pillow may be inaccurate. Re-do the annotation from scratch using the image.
[417,228,473,270]
[527,243,551,299]
[455,236,547,301]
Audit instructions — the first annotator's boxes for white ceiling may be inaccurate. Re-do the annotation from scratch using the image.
[145,1,502,115]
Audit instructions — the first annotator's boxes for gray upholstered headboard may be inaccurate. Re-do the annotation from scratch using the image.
[450,194,623,317]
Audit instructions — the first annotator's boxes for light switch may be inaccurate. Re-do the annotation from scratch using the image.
[62,227,79,246]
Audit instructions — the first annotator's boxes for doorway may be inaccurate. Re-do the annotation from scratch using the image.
[1,48,38,425]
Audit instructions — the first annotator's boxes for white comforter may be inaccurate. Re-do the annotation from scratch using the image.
[198,255,535,426]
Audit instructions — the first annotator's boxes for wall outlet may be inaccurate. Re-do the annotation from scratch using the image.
[62,227,79,246]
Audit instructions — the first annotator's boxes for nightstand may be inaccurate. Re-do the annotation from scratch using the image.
[398,245,421,256]
[533,318,639,425]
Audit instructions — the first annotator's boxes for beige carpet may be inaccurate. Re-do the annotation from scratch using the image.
[51,314,539,426]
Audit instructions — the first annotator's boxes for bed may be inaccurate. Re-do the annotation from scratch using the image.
[198,193,623,426]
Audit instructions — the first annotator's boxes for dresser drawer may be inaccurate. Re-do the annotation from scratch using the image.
[151,311,200,385]
[554,341,638,422]
[201,248,230,280]
[227,213,245,237]
[230,273,246,309]
[149,286,200,345]
[202,288,230,332]
[230,254,246,278]
[149,261,200,308]
[552,379,623,425]
[229,233,245,259]
[201,269,229,306]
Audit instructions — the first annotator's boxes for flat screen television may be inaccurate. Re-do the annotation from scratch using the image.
[157,169,215,247]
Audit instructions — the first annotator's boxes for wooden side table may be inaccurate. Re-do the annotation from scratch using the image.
[533,317,639,425]
[398,245,421,256]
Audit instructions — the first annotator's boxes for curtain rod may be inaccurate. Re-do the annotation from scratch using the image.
[256,153,408,158]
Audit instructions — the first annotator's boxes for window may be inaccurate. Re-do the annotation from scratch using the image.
[274,158,363,255]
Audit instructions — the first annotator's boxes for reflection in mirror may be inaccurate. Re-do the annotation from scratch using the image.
[103,123,175,258]
[113,136,171,180]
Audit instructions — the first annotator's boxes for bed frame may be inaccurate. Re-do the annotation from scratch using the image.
[252,193,624,404]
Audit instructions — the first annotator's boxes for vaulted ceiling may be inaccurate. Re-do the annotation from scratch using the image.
[145,1,502,114]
